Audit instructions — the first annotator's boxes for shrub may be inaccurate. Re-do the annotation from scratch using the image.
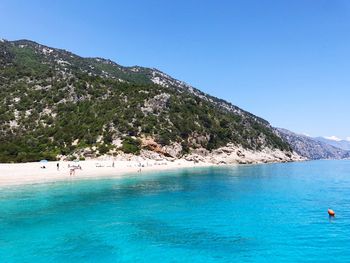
[121,137,141,155]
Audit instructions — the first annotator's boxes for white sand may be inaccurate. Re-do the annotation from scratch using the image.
[0,146,304,187]
[0,160,212,187]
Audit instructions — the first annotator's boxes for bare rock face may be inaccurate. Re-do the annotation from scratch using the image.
[141,137,182,158]
[184,154,206,163]
[112,138,123,148]
[142,93,170,114]
[140,150,165,161]
[185,143,304,165]
[161,142,183,158]
[190,147,209,156]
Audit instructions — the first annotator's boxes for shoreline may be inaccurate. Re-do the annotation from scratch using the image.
[0,157,307,188]
[0,145,305,188]
[0,159,215,188]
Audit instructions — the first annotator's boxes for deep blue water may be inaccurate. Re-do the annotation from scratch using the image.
[1,160,350,262]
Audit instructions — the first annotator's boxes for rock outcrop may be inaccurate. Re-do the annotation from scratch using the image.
[185,143,304,164]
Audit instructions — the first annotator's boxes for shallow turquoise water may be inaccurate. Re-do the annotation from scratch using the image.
[1,160,350,262]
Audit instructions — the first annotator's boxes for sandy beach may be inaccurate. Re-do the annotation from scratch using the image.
[0,145,304,188]
[0,159,213,187]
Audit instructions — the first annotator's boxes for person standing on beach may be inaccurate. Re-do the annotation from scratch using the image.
[57,163,59,171]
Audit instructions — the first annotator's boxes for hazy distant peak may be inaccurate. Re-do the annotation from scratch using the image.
[314,136,350,152]
[275,128,350,160]
[324,136,342,142]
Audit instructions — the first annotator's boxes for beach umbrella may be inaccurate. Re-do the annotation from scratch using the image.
[40,159,48,163]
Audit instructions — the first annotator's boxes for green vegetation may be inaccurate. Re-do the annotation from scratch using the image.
[0,40,291,162]
[121,137,142,155]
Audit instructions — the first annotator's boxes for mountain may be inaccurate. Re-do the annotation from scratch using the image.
[275,128,350,160]
[0,39,296,163]
[314,137,350,151]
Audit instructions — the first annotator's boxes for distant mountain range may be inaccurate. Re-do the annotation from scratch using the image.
[314,137,350,151]
[276,128,350,160]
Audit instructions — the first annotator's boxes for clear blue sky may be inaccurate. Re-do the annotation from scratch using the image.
[1,0,349,139]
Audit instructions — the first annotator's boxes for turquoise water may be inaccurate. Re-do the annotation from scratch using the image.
[1,160,350,262]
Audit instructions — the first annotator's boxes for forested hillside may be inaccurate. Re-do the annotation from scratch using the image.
[0,39,291,162]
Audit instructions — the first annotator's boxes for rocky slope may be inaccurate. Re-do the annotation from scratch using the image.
[314,137,350,151]
[275,128,350,160]
[0,39,297,163]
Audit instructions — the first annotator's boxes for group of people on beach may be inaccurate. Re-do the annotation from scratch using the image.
[40,161,150,176]
[68,163,81,176]
[54,162,82,176]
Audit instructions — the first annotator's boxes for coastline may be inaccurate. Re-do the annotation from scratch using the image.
[0,159,214,187]
[0,146,305,188]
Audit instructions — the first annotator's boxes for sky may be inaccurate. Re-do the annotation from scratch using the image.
[0,0,349,139]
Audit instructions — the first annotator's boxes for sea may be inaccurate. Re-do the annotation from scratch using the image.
[0,160,349,262]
